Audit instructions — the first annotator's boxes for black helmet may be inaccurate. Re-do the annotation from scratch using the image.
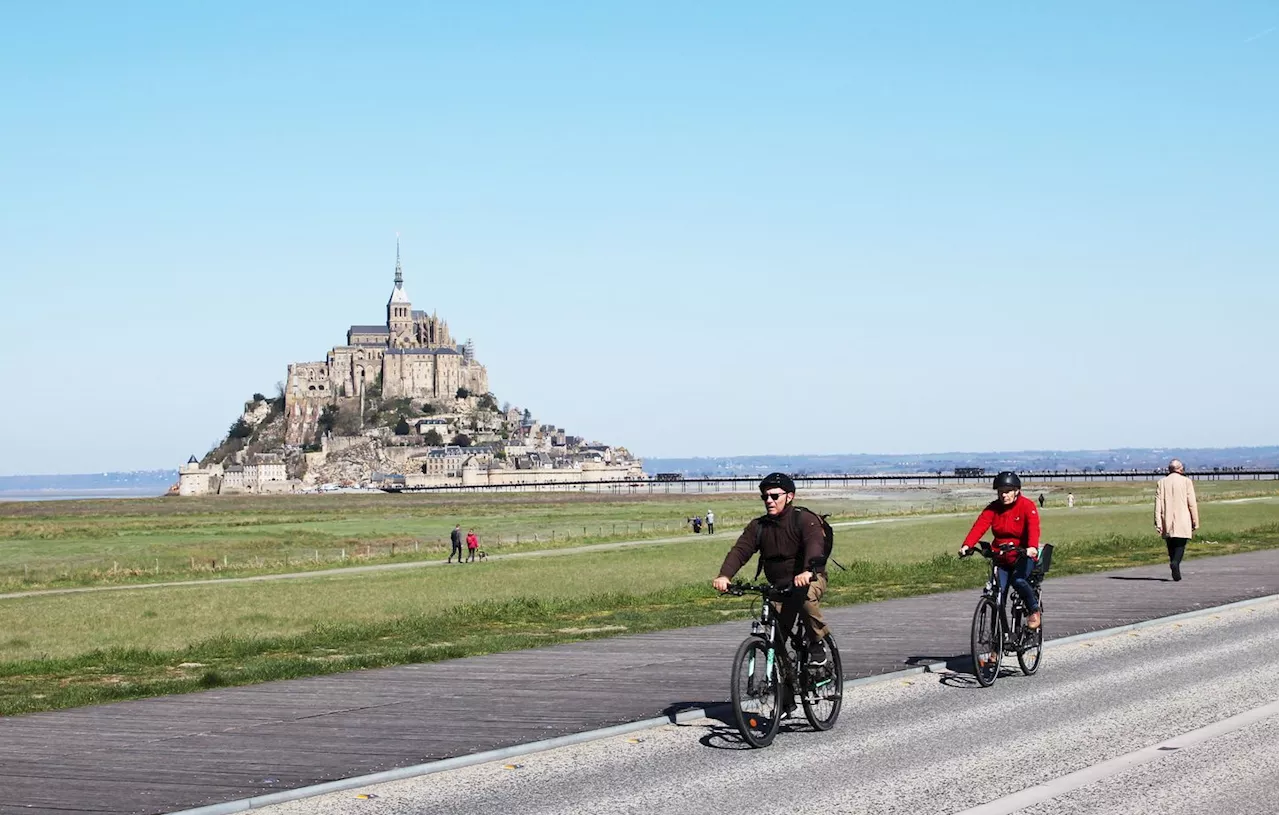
[992,471,1022,491]
[759,472,796,494]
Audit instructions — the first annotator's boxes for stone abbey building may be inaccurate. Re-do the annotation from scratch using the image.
[284,244,490,444]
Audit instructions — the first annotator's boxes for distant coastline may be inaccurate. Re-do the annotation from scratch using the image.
[0,488,168,502]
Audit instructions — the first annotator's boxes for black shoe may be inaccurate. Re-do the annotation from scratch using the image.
[807,642,829,667]
[1172,565,1182,582]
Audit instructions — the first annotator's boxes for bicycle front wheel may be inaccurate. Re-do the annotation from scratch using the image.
[971,597,1003,687]
[731,636,783,748]
[801,635,843,731]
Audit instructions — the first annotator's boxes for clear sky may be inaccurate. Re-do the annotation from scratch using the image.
[1,2,1276,476]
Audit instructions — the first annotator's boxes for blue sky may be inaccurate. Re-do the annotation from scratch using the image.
[1,2,1276,476]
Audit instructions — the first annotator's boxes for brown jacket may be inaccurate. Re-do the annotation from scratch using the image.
[717,505,826,585]
[1155,472,1199,539]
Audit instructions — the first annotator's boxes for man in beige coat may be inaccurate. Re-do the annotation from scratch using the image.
[1155,459,1199,582]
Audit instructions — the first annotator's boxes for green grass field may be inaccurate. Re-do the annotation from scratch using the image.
[0,485,1273,715]
[0,478,1272,589]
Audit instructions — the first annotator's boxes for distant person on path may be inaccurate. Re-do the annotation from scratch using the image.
[958,471,1042,630]
[466,529,479,563]
[713,473,831,667]
[1067,492,1075,509]
[1155,459,1199,582]
[1037,493,1046,509]
[448,524,464,564]
[692,515,703,534]
[705,509,715,534]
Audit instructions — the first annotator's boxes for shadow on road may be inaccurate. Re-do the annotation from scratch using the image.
[664,701,733,726]
[1107,576,1171,583]
[905,654,970,673]
[697,723,756,750]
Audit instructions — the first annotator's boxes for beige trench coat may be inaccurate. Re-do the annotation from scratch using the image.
[1155,472,1199,539]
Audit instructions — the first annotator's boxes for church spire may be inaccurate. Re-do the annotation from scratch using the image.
[394,233,403,289]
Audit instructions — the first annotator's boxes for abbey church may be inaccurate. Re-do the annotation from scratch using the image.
[284,244,490,444]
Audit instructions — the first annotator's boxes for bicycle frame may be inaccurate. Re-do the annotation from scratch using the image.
[977,544,1040,649]
[735,584,810,697]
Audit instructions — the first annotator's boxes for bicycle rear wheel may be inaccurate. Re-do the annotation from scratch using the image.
[801,635,843,731]
[1017,600,1044,675]
[731,636,783,748]
[970,597,1003,687]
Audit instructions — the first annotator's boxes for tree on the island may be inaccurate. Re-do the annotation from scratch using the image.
[394,417,412,436]
[318,405,339,433]
[252,392,266,403]
[423,429,443,446]
[228,419,253,439]
[452,433,472,448]
[456,387,471,399]
[522,408,532,422]
[421,402,439,415]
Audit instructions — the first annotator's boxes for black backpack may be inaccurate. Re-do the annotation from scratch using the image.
[754,505,842,578]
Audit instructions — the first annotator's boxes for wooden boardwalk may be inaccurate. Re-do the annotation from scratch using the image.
[0,550,1275,815]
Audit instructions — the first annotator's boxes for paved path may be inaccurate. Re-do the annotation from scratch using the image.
[0,550,1274,815]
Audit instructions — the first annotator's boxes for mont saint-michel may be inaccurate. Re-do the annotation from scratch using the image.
[178,245,643,495]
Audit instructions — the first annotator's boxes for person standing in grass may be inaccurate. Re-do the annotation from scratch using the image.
[448,524,465,564]
[466,529,479,563]
[705,509,715,534]
[1155,459,1199,582]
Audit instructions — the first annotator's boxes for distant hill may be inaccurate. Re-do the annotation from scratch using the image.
[640,447,1280,478]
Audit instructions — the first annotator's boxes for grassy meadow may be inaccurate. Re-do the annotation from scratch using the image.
[0,480,1274,714]
[0,478,1272,589]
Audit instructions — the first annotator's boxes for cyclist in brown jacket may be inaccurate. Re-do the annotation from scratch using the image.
[713,472,831,666]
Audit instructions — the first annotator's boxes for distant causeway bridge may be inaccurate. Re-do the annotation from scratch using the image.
[381,469,1279,495]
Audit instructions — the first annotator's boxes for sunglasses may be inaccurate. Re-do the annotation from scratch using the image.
[761,492,788,502]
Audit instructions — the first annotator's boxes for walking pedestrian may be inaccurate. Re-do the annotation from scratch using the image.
[1067,492,1074,509]
[466,529,479,563]
[705,509,715,534]
[1037,493,1046,509]
[1155,459,1199,582]
[448,524,464,563]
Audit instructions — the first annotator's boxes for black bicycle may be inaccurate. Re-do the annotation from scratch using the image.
[723,581,843,747]
[961,541,1052,687]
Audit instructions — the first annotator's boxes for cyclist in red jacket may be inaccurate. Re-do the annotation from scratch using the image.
[959,471,1042,629]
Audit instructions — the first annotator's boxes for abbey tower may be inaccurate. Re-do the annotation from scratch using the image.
[284,242,489,444]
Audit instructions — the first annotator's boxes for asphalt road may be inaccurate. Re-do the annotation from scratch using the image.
[255,599,1279,815]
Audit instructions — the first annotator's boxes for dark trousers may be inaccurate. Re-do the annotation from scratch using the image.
[449,543,463,562]
[997,558,1039,613]
[1165,537,1188,569]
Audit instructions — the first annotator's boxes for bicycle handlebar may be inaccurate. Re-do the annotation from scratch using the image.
[723,581,800,598]
[959,541,1020,560]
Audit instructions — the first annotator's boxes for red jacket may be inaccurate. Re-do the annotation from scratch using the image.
[962,495,1040,565]
[466,532,478,549]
